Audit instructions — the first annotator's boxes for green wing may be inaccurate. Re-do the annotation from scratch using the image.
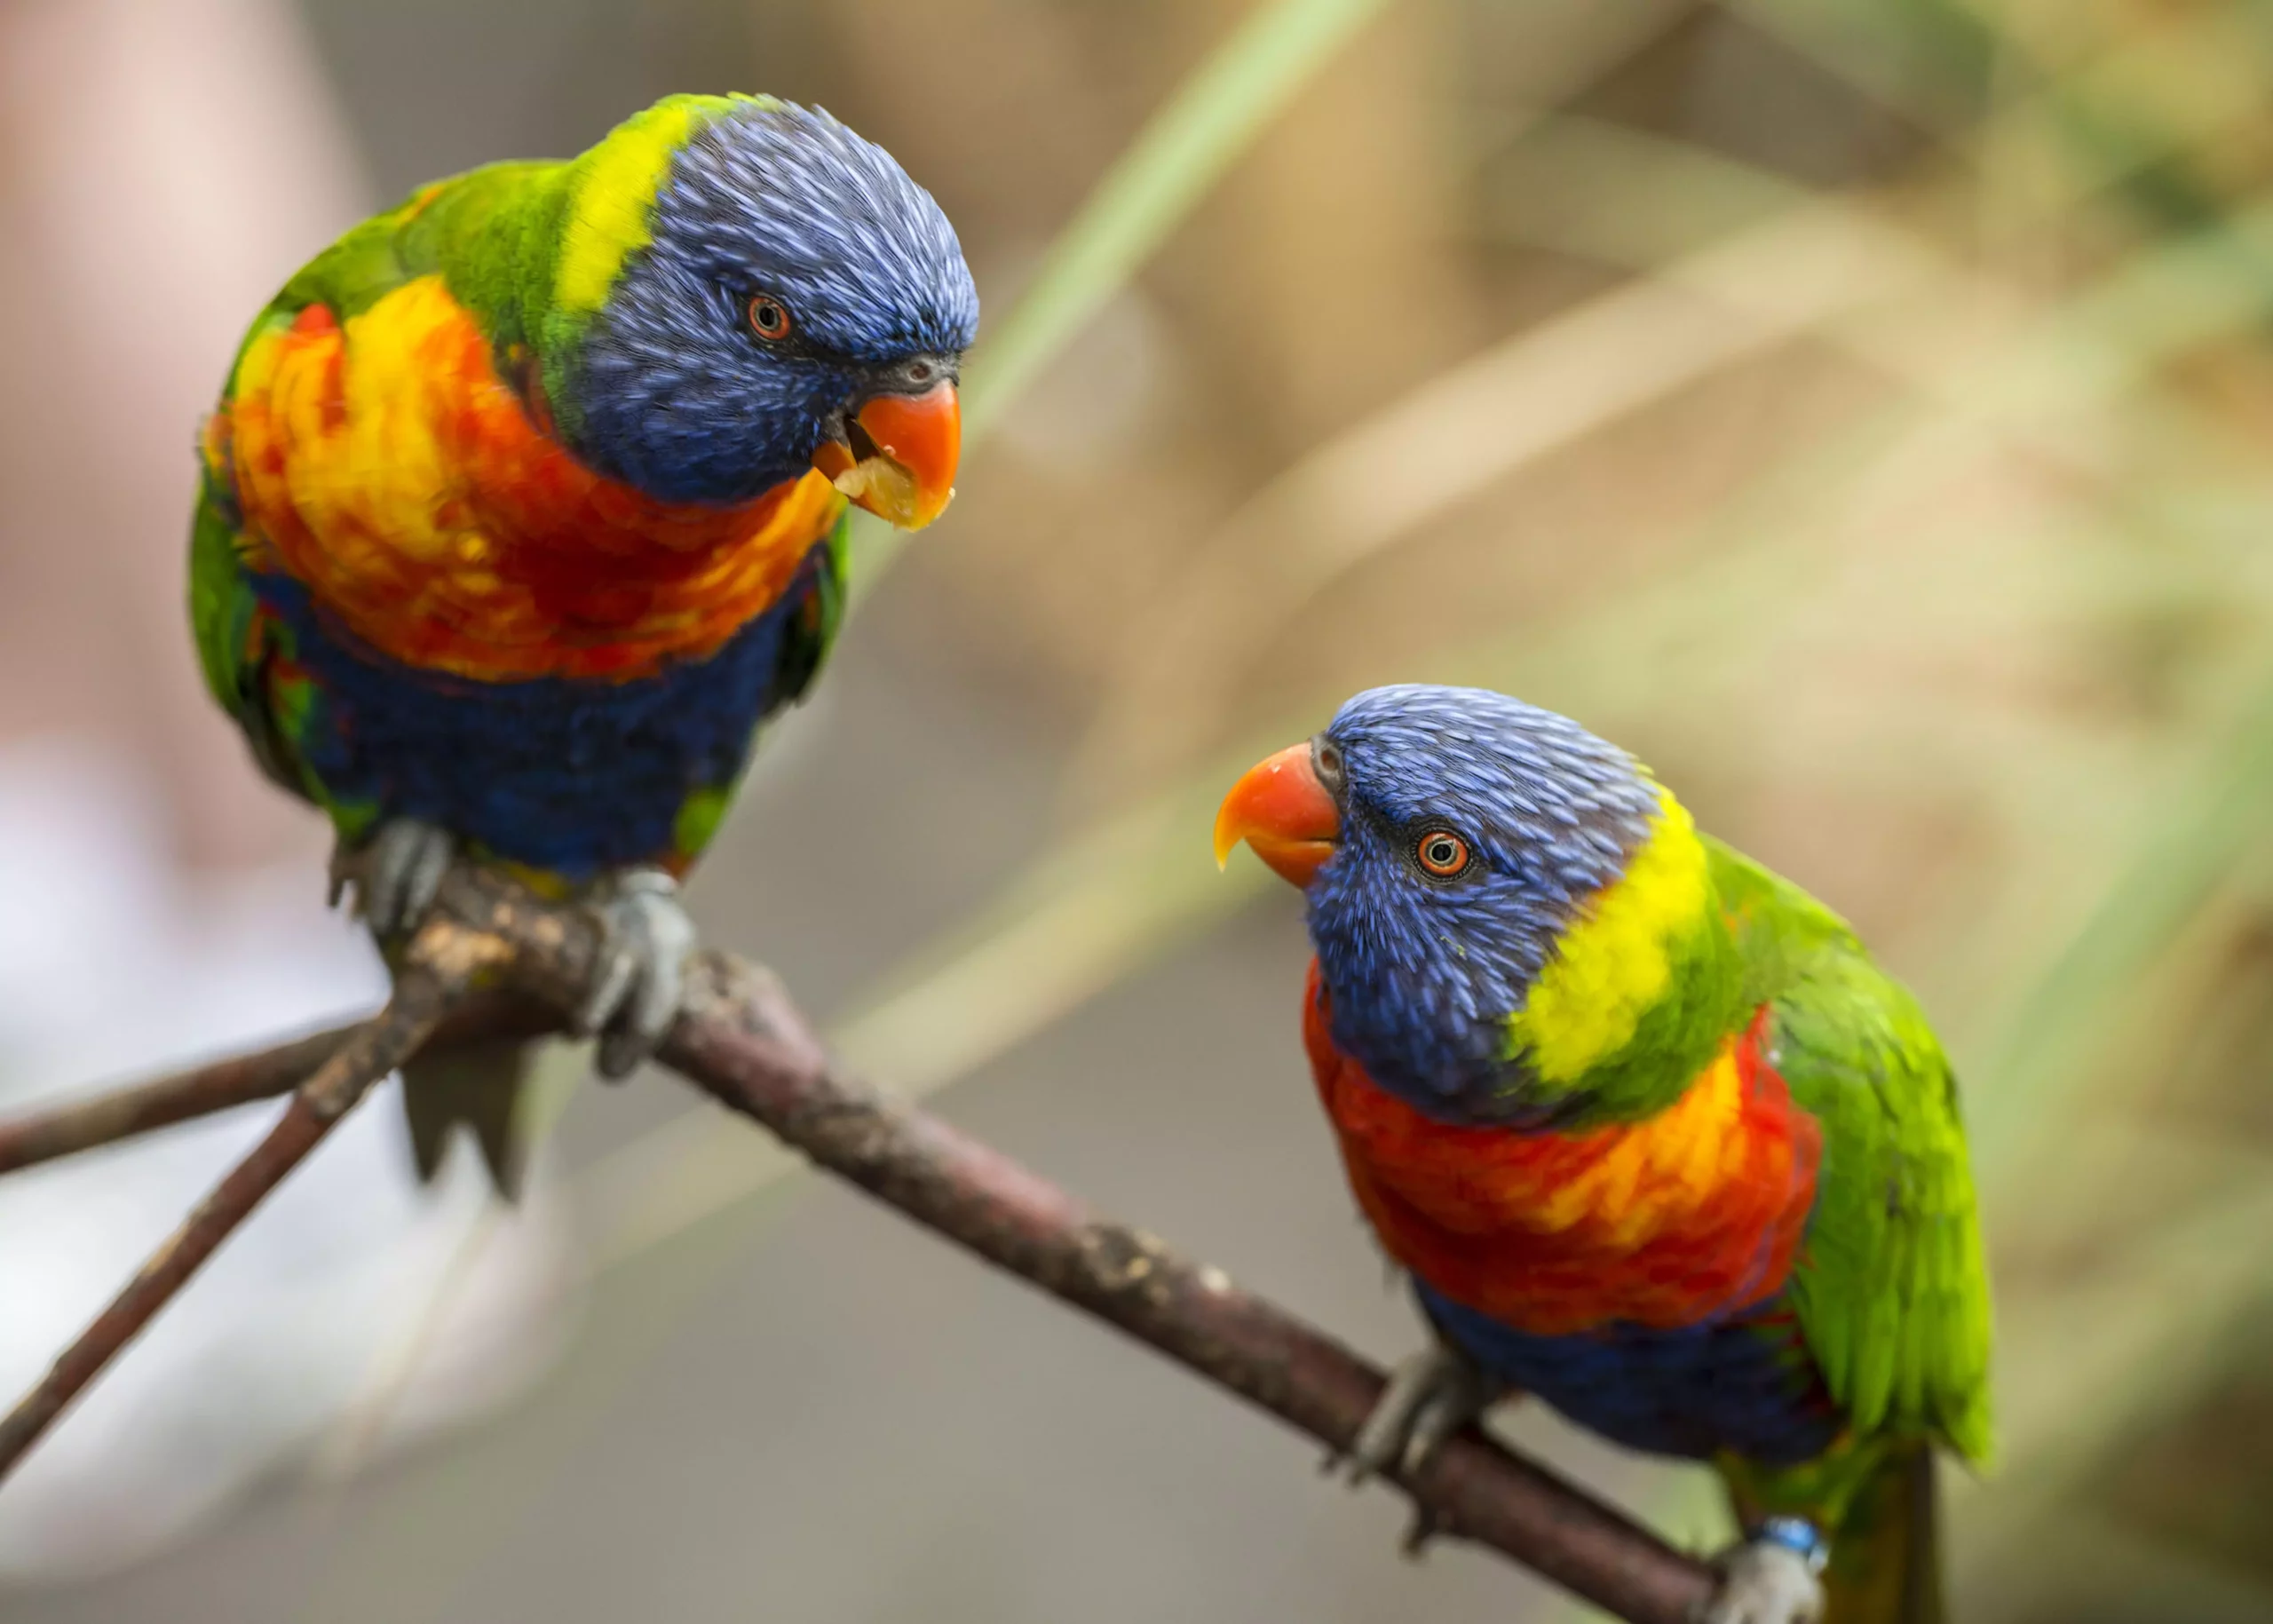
[187,478,297,794]
[1709,839,1995,1464]
[771,508,852,709]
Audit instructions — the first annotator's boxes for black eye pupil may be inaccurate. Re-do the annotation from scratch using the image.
[1421,836,1465,874]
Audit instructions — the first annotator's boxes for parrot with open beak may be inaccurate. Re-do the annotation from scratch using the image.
[190,93,976,1192]
[1216,685,1992,1624]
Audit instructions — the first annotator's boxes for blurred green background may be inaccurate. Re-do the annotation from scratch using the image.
[1,0,2269,1619]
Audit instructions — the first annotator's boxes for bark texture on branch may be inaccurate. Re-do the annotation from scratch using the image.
[0,867,1719,1624]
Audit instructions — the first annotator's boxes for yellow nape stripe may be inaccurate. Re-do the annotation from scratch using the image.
[555,93,776,318]
[1505,786,1712,1082]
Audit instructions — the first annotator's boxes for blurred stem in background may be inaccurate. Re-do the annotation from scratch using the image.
[844,0,1394,601]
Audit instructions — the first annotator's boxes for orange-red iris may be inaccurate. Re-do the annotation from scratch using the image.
[1416,831,1471,877]
[748,295,792,339]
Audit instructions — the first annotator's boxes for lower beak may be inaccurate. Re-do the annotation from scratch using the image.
[812,381,961,530]
[1215,742,1341,888]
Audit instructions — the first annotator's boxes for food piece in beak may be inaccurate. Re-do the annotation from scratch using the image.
[812,381,961,530]
[1215,742,1342,888]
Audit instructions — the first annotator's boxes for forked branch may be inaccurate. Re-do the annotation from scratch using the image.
[0,918,508,1480]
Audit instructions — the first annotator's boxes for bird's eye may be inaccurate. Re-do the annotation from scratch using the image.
[1415,830,1472,878]
[748,296,793,340]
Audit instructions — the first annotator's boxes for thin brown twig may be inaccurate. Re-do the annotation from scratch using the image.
[0,995,552,1176]
[0,917,509,1482]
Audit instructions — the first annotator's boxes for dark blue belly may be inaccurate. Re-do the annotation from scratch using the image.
[1415,1280,1841,1466]
[255,550,827,881]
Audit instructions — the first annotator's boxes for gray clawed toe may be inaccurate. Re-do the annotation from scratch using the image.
[577,869,697,1079]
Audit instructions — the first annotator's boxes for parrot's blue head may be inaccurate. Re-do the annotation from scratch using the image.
[1216,685,1738,1127]
[548,95,978,522]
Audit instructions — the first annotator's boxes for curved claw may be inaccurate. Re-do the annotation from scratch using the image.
[1336,1342,1503,1487]
[332,820,456,939]
[577,870,697,1080]
[1699,1529,1827,1624]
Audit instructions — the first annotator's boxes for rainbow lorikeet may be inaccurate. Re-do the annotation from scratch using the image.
[190,94,977,1192]
[1215,685,1992,1624]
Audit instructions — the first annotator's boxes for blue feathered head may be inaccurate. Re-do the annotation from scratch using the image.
[548,95,978,519]
[1217,685,1738,1126]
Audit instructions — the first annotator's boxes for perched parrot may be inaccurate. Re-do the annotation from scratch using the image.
[1214,685,1992,1624]
[190,93,977,1192]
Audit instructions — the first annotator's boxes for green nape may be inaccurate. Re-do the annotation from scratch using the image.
[420,93,784,427]
[255,93,790,431]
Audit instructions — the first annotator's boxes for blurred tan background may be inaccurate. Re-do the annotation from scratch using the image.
[1,0,2270,1619]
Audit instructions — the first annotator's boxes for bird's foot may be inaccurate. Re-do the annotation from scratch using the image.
[330,818,456,939]
[576,869,697,1080]
[1333,1341,1503,1488]
[1697,1521,1827,1624]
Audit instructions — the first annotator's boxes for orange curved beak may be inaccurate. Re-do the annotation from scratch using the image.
[1214,742,1341,888]
[811,381,962,530]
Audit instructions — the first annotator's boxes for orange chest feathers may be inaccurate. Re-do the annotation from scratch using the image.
[206,277,845,683]
[1302,963,1822,1336]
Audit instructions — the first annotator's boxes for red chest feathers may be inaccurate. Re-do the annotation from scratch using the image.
[1303,963,1821,1336]
[212,282,844,684]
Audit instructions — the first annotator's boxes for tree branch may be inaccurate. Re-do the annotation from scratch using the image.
[0,868,1719,1623]
[0,919,507,1481]
[440,867,1721,1624]
[0,996,552,1176]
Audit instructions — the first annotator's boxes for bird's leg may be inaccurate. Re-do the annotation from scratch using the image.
[329,818,456,939]
[1335,1337,1506,1486]
[1698,1518,1828,1624]
[576,868,698,1080]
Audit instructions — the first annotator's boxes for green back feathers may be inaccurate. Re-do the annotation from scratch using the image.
[1709,840,1996,1464]
[1540,828,1994,1461]
[240,94,782,405]
[437,93,780,400]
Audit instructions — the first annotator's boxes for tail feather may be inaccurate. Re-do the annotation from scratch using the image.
[400,1037,541,1200]
[1824,1443,1943,1624]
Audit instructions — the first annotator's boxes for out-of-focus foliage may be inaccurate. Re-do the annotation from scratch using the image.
[578,1,2273,1615]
